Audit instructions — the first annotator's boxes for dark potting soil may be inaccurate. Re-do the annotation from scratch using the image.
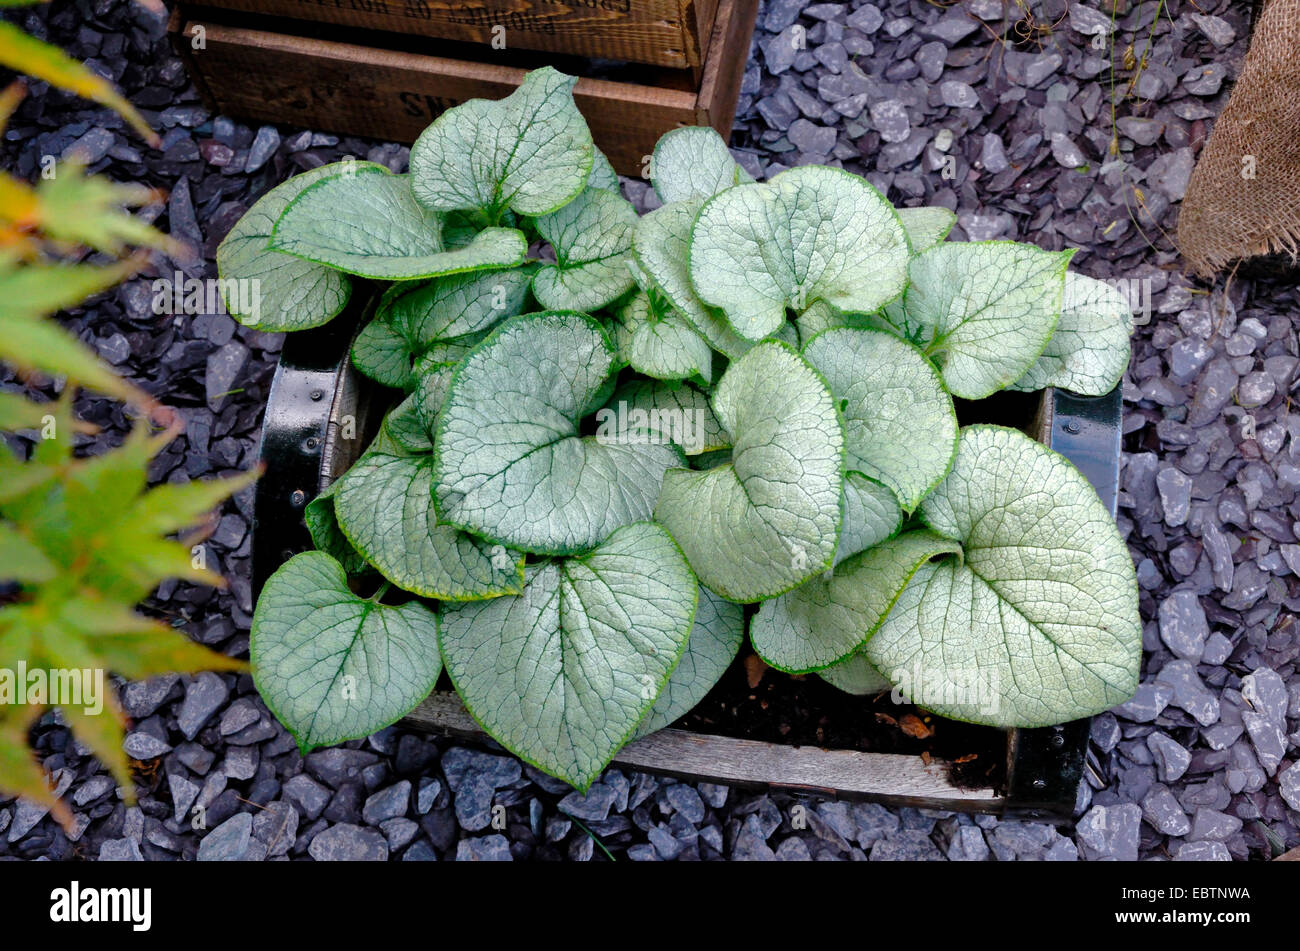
[673,653,1007,792]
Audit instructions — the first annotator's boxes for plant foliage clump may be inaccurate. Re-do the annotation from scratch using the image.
[226,68,1140,790]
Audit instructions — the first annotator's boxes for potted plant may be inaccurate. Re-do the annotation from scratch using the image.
[220,67,1140,801]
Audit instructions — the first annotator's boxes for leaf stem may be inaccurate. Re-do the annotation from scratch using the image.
[369,581,392,603]
[565,813,615,861]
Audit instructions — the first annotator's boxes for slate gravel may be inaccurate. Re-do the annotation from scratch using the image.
[1,0,1295,861]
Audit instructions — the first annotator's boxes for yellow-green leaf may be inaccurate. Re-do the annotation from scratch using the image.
[0,22,159,147]
[23,391,74,468]
[0,391,49,430]
[0,449,57,503]
[59,691,134,804]
[0,704,72,825]
[0,307,157,409]
[0,78,24,128]
[51,600,247,681]
[0,520,55,582]
[0,259,139,320]
[123,468,260,537]
[83,627,248,682]
[34,167,179,257]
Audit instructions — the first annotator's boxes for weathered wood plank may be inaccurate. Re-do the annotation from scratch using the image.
[404,691,1003,809]
[694,0,754,135]
[691,0,721,68]
[177,14,711,174]
[192,0,718,68]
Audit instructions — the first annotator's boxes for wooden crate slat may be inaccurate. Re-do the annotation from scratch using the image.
[693,0,753,131]
[177,13,729,174]
[692,0,721,66]
[405,692,1003,808]
[191,0,717,68]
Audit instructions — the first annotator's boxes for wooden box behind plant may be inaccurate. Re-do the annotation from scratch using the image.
[187,0,722,70]
[169,0,757,176]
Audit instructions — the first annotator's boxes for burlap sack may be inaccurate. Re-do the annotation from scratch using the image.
[1178,0,1300,277]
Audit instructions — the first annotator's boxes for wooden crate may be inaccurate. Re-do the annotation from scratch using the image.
[189,0,721,69]
[170,0,757,176]
[254,298,1119,821]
